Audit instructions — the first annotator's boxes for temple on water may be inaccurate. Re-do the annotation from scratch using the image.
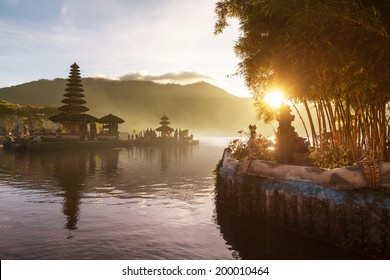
[3,63,198,151]
[132,115,199,145]
[43,63,125,142]
[3,63,127,151]
[156,115,174,138]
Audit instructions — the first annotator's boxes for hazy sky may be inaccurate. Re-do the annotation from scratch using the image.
[0,0,251,97]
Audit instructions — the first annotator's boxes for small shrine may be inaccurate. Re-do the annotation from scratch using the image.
[98,114,125,140]
[275,104,309,164]
[155,115,175,138]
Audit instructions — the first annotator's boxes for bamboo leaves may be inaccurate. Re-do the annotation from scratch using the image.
[215,0,390,165]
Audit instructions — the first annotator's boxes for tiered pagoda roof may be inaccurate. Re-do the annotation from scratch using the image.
[58,63,89,113]
[49,112,97,122]
[50,63,97,123]
[156,114,174,133]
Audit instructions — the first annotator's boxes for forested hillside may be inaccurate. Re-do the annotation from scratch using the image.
[0,79,261,136]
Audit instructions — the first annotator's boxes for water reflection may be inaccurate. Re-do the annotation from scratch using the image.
[126,145,194,174]
[51,152,91,231]
[1,146,195,232]
[0,138,364,259]
[1,141,234,259]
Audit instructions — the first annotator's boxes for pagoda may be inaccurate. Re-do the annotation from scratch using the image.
[59,62,88,115]
[49,63,97,135]
[155,115,174,137]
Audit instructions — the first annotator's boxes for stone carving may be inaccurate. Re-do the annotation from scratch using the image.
[275,104,309,164]
[222,148,390,190]
[248,124,257,141]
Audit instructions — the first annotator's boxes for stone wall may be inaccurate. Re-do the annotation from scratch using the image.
[216,166,390,259]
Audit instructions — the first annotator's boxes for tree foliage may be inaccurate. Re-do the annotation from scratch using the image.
[215,0,390,164]
[0,100,58,134]
[0,100,21,133]
[229,135,274,161]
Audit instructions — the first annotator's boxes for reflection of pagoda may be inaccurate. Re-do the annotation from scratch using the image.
[49,63,98,134]
[55,152,90,231]
[156,115,175,138]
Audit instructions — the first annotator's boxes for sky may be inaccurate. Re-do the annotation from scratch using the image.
[0,0,251,97]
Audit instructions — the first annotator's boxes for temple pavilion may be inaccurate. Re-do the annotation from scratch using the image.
[156,115,175,138]
[99,114,125,136]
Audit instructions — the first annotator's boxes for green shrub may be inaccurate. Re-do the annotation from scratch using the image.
[229,136,274,161]
[310,145,352,169]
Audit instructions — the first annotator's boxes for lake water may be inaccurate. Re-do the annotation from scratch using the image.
[0,137,360,259]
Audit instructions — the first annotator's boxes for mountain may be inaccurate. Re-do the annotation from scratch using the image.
[0,78,261,136]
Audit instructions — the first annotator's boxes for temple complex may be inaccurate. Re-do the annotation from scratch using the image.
[46,63,125,142]
[133,115,198,145]
[3,63,199,151]
[3,63,127,151]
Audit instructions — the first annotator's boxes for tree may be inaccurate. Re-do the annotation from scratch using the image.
[215,0,390,164]
[19,105,58,131]
[0,100,22,133]
[0,100,58,135]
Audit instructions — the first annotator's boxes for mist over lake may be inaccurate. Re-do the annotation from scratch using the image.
[0,79,266,136]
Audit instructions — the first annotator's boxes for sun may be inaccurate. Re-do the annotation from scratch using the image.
[263,89,284,108]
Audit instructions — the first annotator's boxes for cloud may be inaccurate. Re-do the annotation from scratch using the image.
[118,71,215,84]
[0,0,251,97]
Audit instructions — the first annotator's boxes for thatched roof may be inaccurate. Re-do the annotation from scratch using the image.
[58,105,89,112]
[156,125,174,132]
[98,114,125,123]
[49,113,98,123]
[63,93,85,98]
[65,87,84,93]
[61,98,87,104]
[159,114,170,125]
